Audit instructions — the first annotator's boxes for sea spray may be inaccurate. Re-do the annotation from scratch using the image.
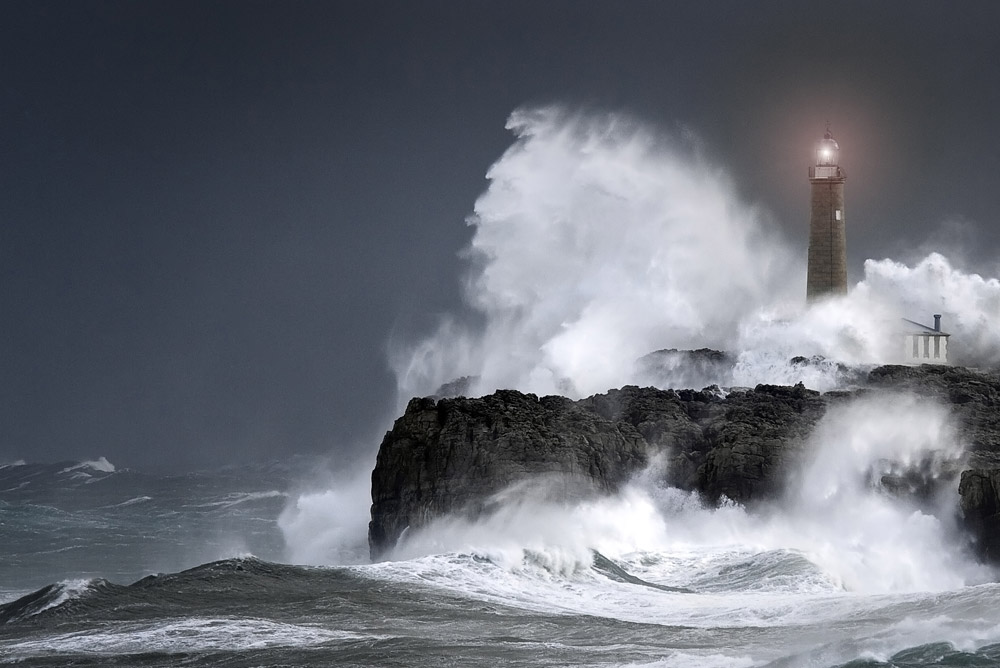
[774,392,985,592]
[390,105,800,403]
[386,393,986,594]
[278,465,372,565]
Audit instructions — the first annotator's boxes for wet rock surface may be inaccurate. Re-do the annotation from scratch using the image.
[370,362,1000,563]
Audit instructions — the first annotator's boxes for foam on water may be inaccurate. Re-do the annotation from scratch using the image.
[355,549,1000,668]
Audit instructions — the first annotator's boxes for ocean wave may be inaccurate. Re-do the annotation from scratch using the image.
[187,490,289,510]
[5,555,1000,667]
[0,578,106,625]
[3,617,376,657]
[59,457,116,475]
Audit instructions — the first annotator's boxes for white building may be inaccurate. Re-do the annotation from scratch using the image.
[901,314,949,364]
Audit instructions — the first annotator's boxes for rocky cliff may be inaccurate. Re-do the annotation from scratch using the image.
[370,362,1000,562]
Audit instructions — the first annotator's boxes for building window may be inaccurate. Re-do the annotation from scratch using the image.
[912,336,919,358]
[835,210,842,221]
[934,336,941,359]
[923,335,930,358]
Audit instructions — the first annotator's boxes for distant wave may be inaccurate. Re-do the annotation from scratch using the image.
[4,616,375,656]
[113,496,153,507]
[0,579,102,625]
[58,457,116,475]
[194,491,289,509]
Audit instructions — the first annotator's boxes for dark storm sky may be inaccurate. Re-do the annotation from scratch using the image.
[2,1,999,471]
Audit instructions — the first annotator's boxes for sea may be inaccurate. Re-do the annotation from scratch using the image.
[3,438,1000,668]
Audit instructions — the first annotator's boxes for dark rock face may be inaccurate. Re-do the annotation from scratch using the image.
[868,365,1000,469]
[369,391,648,560]
[960,469,1000,561]
[370,363,1000,564]
[635,348,736,389]
[370,383,825,559]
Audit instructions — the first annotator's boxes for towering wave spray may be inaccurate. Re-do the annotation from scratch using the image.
[392,106,801,401]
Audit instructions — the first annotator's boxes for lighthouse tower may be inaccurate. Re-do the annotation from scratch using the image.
[806,128,847,300]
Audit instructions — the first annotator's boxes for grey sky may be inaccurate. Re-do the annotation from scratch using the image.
[2,1,999,471]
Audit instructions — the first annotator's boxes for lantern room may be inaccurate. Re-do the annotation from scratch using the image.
[810,128,843,180]
[816,130,840,166]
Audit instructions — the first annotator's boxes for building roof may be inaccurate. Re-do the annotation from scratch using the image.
[901,318,950,336]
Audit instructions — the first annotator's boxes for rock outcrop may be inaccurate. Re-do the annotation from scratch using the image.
[959,469,1000,561]
[370,381,827,559]
[369,390,648,560]
[370,362,1000,563]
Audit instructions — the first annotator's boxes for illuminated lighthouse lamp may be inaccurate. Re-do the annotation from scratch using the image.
[812,129,842,179]
[817,130,839,164]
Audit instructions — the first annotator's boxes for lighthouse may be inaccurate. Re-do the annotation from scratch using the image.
[806,128,847,300]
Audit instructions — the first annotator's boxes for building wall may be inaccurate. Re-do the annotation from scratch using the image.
[902,334,949,363]
[807,176,847,300]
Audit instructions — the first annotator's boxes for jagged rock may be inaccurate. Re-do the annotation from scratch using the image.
[370,382,828,559]
[959,469,1000,561]
[869,365,1000,468]
[432,376,479,399]
[696,383,825,503]
[369,390,647,560]
[635,348,736,390]
[370,363,1000,564]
